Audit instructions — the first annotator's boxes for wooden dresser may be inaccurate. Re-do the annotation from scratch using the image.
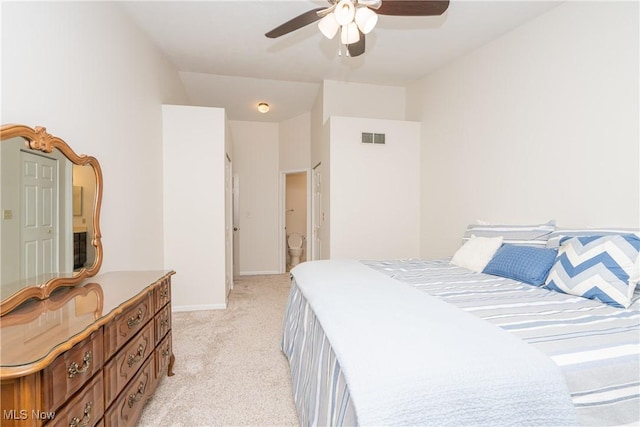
[0,270,175,427]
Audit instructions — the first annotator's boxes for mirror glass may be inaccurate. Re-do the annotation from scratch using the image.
[0,125,103,314]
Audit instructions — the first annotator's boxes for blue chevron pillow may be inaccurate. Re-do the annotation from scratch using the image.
[545,234,640,308]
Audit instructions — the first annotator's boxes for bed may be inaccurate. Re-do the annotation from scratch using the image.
[281,226,640,426]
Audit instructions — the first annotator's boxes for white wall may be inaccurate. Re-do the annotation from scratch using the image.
[312,81,409,260]
[163,105,228,310]
[329,116,421,259]
[1,2,188,273]
[323,80,406,122]
[407,1,640,258]
[229,121,280,274]
[0,140,21,284]
[280,112,311,171]
[310,86,325,168]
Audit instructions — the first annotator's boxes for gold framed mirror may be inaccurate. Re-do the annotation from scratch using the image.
[0,124,103,315]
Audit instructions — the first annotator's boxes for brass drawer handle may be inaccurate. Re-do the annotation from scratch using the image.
[68,351,92,378]
[160,317,169,328]
[127,381,145,408]
[69,401,92,427]
[127,344,145,367]
[160,288,168,299]
[127,307,144,329]
[161,346,170,357]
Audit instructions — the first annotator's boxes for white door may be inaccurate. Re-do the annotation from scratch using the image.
[311,163,322,260]
[232,173,240,278]
[225,155,233,298]
[21,151,58,280]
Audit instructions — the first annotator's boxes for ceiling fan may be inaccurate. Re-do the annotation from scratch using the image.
[265,0,450,57]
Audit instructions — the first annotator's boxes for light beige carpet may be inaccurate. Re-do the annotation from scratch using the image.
[138,274,299,426]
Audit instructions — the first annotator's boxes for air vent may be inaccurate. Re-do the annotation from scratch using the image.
[361,132,385,144]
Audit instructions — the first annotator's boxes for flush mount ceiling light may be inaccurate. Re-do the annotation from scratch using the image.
[257,102,270,114]
[266,0,450,58]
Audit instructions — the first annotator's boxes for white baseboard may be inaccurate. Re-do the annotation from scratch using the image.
[172,303,226,312]
[239,270,281,276]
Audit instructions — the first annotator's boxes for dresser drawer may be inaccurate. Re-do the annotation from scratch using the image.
[42,329,104,412]
[155,331,173,380]
[104,322,154,406]
[154,304,171,345]
[104,355,154,427]
[153,278,171,313]
[47,372,104,427]
[103,293,152,359]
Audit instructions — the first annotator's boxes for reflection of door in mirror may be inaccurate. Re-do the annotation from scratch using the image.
[0,137,75,285]
[20,150,59,280]
[72,164,95,269]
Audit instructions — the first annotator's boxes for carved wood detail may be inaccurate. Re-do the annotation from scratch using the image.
[0,123,104,316]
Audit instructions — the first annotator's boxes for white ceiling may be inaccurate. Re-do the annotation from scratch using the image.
[119,0,562,122]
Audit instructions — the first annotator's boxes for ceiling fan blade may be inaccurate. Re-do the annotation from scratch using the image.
[265,7,325,38]
[359,0,382,9]
[347,32,365,57]
[377,0,449,16]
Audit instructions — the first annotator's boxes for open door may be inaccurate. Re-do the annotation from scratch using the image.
[225,154,233,299]
[232,173,240,279]
[311,163,322,261]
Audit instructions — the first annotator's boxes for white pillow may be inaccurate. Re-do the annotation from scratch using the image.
[451,235,504,273]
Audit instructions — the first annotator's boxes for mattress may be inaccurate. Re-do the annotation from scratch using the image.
[282,259,640,426]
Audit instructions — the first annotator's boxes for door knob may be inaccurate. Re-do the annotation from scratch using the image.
[233,227,239,231]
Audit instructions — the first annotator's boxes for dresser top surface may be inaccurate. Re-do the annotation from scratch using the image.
[0,270,174,373]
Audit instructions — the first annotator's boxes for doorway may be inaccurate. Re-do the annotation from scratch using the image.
[280,170,310,272]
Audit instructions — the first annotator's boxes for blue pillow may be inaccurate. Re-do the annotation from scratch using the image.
[483,244,558,285]
[544,234,640,308]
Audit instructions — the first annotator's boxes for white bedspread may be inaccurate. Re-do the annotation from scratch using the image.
[291,260,579,426]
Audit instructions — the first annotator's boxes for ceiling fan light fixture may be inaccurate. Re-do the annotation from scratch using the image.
[257,102,270,114]
[334,0,355,26]
[266,0,451,58]
[340,22,360,45]
[355,7,378,34]
[318,13,339,39]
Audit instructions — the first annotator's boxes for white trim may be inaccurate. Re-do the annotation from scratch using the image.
[240,270,281,276]
[172,303,227,312]
[279,172,285,273]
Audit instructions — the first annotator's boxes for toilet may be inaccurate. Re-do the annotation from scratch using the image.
[287,233,305,268]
